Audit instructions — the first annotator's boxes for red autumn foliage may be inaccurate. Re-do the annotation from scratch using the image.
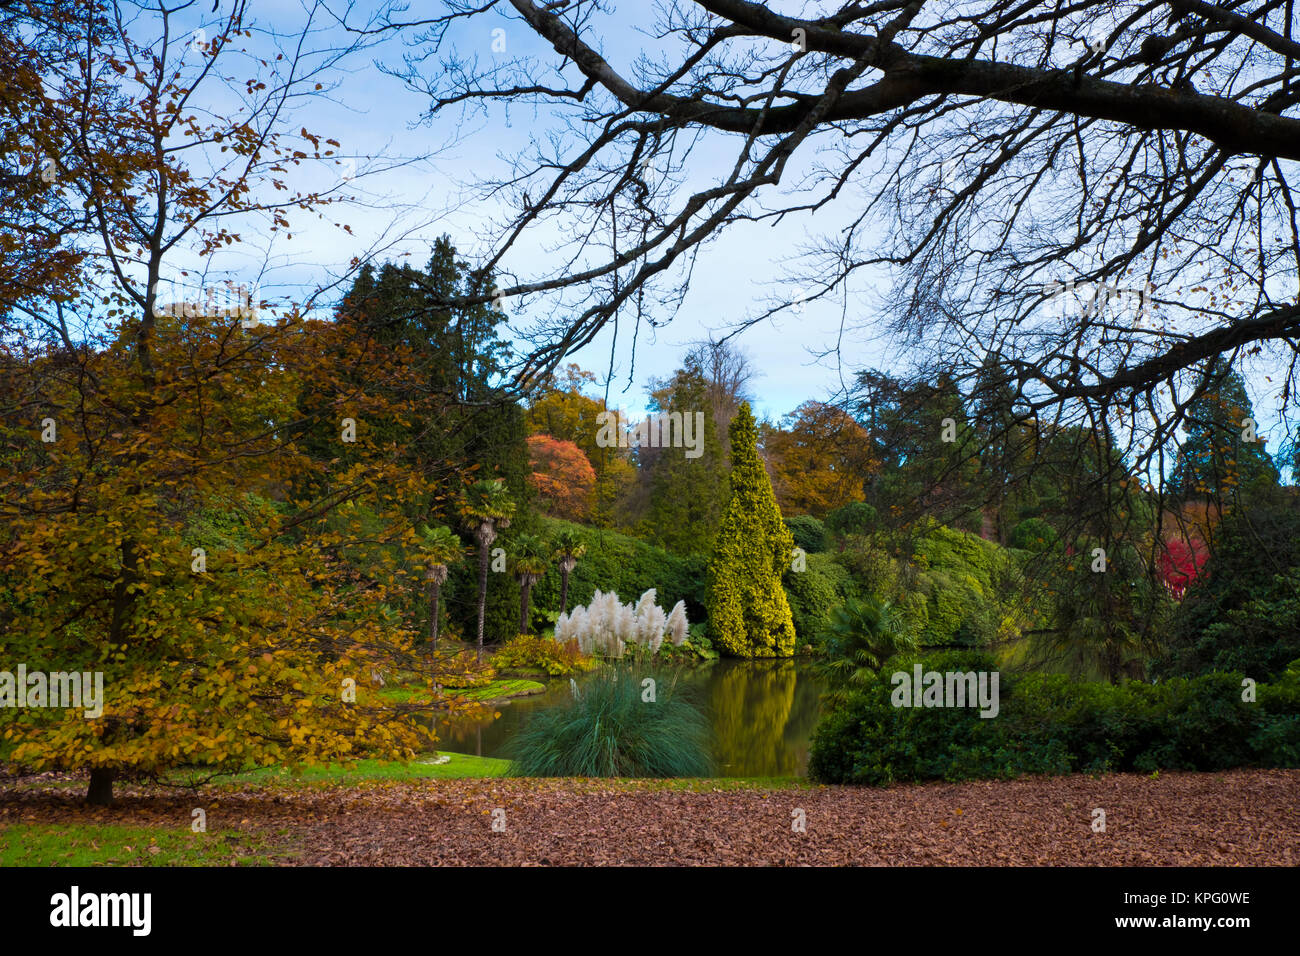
[1158,536,1210,599]
[526,434,596,521]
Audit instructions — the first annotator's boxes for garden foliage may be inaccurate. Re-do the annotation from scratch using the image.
[809,651,1300,785]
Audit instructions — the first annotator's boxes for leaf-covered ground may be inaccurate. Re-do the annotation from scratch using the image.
[2,769,1297,866]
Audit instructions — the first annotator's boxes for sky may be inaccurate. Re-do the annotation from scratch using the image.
[141,0,1296,454]
[160,0,895,424]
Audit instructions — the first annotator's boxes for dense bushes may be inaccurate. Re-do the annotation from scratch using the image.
[530,517,706,622]
[503,661,713,777]
[831,524,1025,649]
[1155,491,1300,682]
[1009,517,1058,551]
[825,502,877,539]
[784,515,827,553]
[492,633,591,677]
[808,651,1300,785]
[783,553,859,648]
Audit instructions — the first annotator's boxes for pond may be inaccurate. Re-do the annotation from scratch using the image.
[436,658,827,777]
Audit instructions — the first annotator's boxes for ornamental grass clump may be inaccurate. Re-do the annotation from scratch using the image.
[504,661,713,777]
[554,588,689,657]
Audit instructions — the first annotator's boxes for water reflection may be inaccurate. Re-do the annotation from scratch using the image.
[435,659,827,777]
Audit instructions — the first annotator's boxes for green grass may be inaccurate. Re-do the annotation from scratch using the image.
[205,752,510,786]
[0,823,289,866]
[375,678,545,705]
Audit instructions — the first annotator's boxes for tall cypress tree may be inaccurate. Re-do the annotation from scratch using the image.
[706,402,798,658]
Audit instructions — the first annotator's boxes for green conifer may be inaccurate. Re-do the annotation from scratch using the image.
[706,402,798,657]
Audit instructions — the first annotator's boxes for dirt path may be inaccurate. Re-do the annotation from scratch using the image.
[4,769,1297,865]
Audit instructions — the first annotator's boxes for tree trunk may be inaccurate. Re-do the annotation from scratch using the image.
[86,767,115,806]
[519,578,533,634]
[559,568,570,617]
[476,539,490,662]
[429,580,441,653]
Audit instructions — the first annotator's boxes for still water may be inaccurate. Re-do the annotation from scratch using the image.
[436,659,827,777]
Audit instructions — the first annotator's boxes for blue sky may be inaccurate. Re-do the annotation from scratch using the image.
[174,0,894,424]
[160,0,1295,458]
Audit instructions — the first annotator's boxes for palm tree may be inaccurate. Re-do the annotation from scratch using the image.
[551,527,587,617]
[511,533,550,634]
[418,524,463,654]
[820,596,915,705]
[461,479,516,662]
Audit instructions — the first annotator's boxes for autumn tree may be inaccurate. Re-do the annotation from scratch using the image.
[526,363,635,525]
[762,402,877,518]
[0,2,468,804]
[526,434,596,521]
[706,402,798,658]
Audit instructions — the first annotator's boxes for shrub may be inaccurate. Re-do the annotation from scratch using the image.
[530,518,705,622]
[819,596,916,704]
[1009,517,1059,552]
[491,633,591,677]
[784,515,828,554]
[1156,490,1300,682]
[504,661,713,777]
[782,552,858,648]
[656,621,719,662]
[808,651,1300,785]
[825,502,877,539]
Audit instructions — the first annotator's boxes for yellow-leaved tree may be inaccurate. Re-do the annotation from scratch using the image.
[0,1,476,803]
[705,403,798,658]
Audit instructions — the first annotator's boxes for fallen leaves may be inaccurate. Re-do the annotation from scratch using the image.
[3,769,1299,866]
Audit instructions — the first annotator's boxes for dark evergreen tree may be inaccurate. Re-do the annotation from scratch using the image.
[1170,357,1279,506]
[638,359,729,556]
[298,236,532,645]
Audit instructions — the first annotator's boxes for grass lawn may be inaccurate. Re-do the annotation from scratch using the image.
[0,823,291,866]
[3,752,512,794]
[194,752,511,786]
[374,678,546,705]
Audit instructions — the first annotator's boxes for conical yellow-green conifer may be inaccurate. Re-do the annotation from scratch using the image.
[706,402,797,657]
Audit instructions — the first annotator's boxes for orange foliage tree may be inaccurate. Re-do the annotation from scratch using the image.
[526,435,596,521]
[525,364,635,523]
[762,402,879,518]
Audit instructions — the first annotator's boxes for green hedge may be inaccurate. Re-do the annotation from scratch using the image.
[782,552,858,648]
[784,515,828,554]
[808,651,1300,785]
[530,517,707,621]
